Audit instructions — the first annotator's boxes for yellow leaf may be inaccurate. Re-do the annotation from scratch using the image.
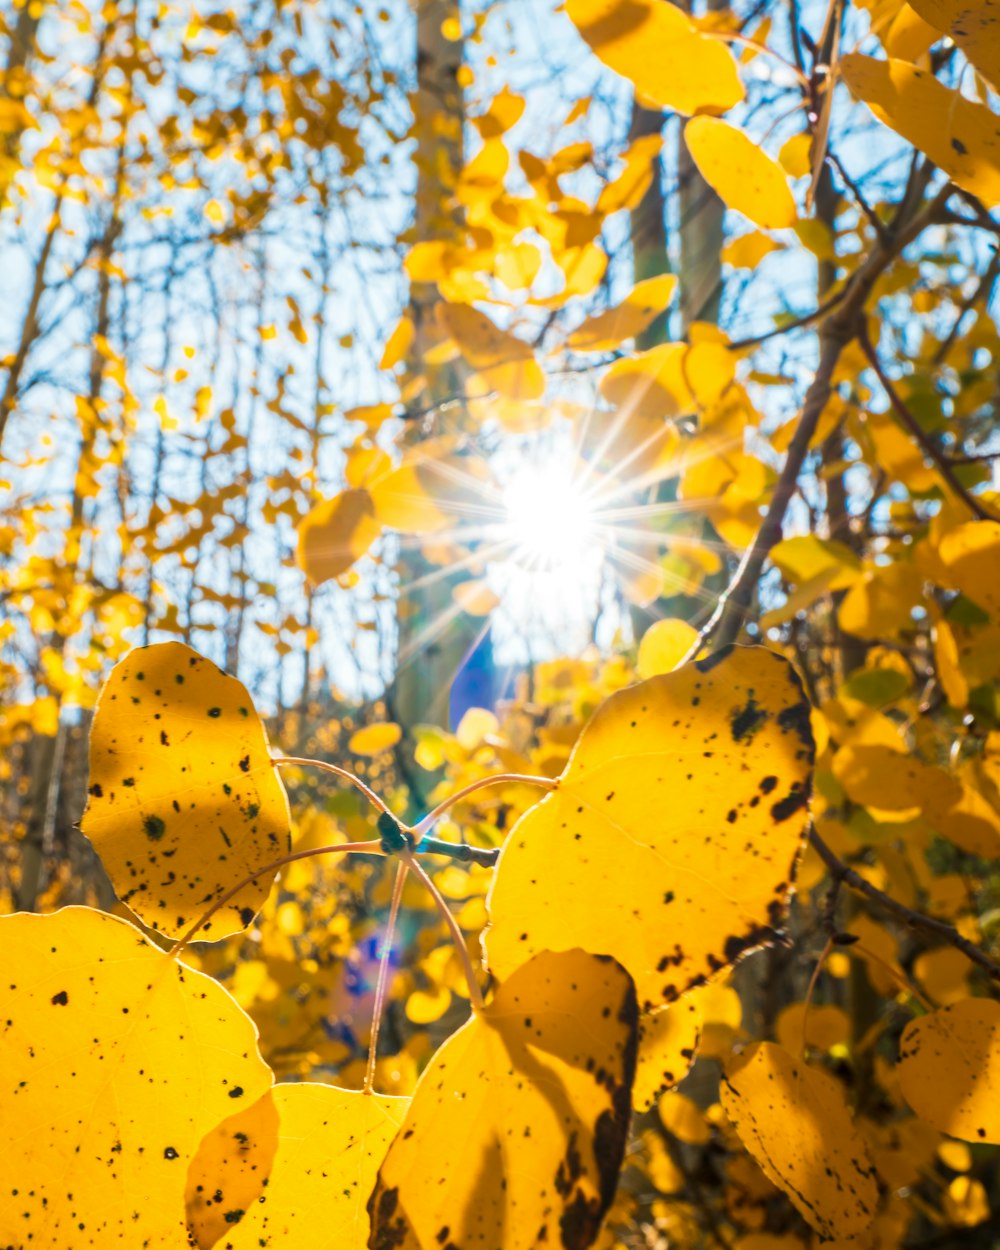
[945,1175,991,1227]
[441,301,532,368]
[721,230,784,269]
[405,985,452,1024]
[658,1091,711,1144]
[636,618,698,677]
[600,341,736,421]
[192,1085,407,1249]
[568,274,678,352]
[81,643,291,938]
[721,1042,878,1240]
[778,132,812,178]
[898,998,1000,1144]
[775,1002,850,1053]
[938,520,1000,618]
[349,722,403,756]
[296,488,381,585]
[0,909,272,1247]
[905,0,1000,87]
[684,117,797,229]
[186,1092,280,1248]
[485,647,815,1011]
[840,54,1000,207]
[634,996,702,1110]
[380,315,415,370]
[368,949,637,1250]
[566,0,745,115]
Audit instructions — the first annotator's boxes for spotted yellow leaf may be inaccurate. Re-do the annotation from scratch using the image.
[898,998,1000,1144]
[906,0,1000,87]
[684,118,797,229]
[566,0,745,115]
[721,1042,878,1240]
[484,646,814,1012]
[81,642,291,938]
[634,995,703,1111]
[186,1091,280,1248]
[368,949,637,1250]
[840,54,1000,206]
[0,908,272,1248]
[191,1085,407,1248]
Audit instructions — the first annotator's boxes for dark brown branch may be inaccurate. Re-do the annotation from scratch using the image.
[809,828,1000,985]
[689,183,953,657]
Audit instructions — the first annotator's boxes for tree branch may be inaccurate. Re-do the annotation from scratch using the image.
[809,828,1000,985]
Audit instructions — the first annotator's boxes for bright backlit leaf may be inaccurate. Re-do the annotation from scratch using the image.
[297,489,381,585]
[898,998,1000,1144]
[566,0,745,115]
[368,949,638,1250]
[600,341,736,421]
[485,646,815,1011]
[720,1042,878,1241]
[186,1092,280,1248]
[0,908,273,1248]
[349,721,403,756]
[568,274,678,352]
[684,118,798,229]
[81,642,291,938]
[906,0,1000,87]
[191,1085,407,1249]
[634,995,703,1111]
[938,520,1000,618]
[840,54,1000,206]
[636,618,699,678]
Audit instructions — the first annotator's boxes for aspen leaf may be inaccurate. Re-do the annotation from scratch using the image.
[684,118,798,229]
[898,999,1000,1144]
[566,0,745,115]
[636,618,699,678]
[840,54,1000,206]
[720,1042,878,1241]
[186,1092,280,1248]
[658,1091,710,1145]
[485,646,815,1011]
[81,642,291,938]
[349,721,403,755]
[0,908,273,1248]
[600,341,736,421]
[191,1085,407,1249]
[568,274,678,352]
[297,488,381,585]
[938,520,1000,618]
[634,996,703,1111]
[441,301,532,368]
[368,949,638,1250]
[905,0,1000,88]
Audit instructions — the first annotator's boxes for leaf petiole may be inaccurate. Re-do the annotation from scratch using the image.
[411,772,557,840]
[364,859,409,1095]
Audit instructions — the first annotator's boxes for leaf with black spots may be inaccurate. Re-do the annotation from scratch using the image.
[0,908,272,1248]
[81,642,291,938]
[368,949,638,1250]
[720,1042,878,1242]
[484,646,814,1011]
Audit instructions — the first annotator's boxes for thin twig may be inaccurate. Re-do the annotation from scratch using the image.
[411,772,557,839]
[809,828,1000,985]
[272,755,392,815]
[364,859,409,1094]
[402,849,485,1011]
[168,839,383,956]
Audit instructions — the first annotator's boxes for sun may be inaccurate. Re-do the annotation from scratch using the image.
[500,459,599,575]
